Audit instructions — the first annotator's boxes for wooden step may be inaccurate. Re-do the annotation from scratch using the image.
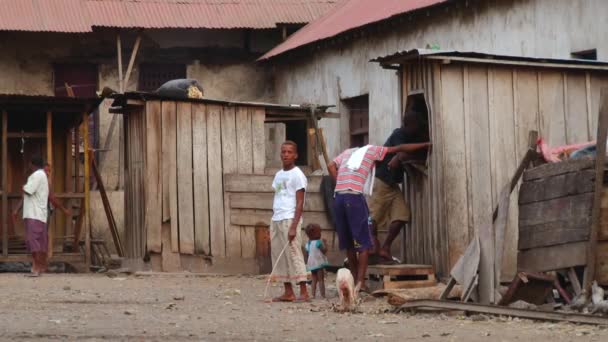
[367,264,437,290]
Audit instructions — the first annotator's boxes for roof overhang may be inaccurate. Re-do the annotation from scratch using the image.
[0,94,103,113]
[372,49,608,71]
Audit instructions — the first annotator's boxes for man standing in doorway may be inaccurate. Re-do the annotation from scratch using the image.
[22,156,50,277]
[368,110,430,262]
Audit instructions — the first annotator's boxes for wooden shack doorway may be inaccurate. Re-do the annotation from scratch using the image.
[0,95,98,270]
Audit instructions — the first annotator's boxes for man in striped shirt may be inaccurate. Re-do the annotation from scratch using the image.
[328,141,431,291]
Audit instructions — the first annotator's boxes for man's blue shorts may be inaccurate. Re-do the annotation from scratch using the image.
[333,193,373,252]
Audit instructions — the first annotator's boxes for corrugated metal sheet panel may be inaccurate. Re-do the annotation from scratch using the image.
[0,0,92,32]
[259,0,449,60]
[0,0,337,32]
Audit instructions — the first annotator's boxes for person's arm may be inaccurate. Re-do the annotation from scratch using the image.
[385,142,431,155]
[49,192,71,216]
[328,161,338,181]
[288,189,305,242]
[320,239,328,254]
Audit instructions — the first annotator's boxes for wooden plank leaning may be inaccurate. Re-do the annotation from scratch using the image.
[91,150,124,257]
[583,88,608,293]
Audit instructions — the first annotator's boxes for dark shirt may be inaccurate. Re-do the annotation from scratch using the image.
[375,128,426,186]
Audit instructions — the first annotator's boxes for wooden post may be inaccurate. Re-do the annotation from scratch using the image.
[583,88,608,293]
[46,112,54,258]
[2,111,7,257]
[123,34,141,91]
[83,112,91,269]
[117,34,124,93]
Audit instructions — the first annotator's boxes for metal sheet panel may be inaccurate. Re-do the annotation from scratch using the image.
[0,0,338,32]
[259,0,447,60]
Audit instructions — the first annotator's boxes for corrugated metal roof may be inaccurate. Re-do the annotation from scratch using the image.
[0,0,338,32]
[259,0,448,60]
[372,49,608,70]
[0,93,103,112]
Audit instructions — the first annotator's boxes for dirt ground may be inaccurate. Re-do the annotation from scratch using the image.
[0,272,607,341]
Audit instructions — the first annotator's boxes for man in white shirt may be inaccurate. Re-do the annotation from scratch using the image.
[22,156,49,277]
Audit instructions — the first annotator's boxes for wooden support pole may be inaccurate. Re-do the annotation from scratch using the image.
[583,88,608,293]
[123,34,141,92]
[46,112,54,258]
[117,34,124,93]
[83,112,91,269]
[2,111,8,257]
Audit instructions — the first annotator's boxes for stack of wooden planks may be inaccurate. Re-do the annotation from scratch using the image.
[517,158,608,285]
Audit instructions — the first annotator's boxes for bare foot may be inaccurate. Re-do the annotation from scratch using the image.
[378,248,393,261]
[295,295,311,303]
[272,294,296,302]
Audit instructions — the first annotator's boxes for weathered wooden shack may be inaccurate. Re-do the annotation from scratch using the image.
[110,93,338,272]
[373,50,608,279]
[0,94,100,269]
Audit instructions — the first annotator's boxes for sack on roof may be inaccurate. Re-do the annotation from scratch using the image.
[156,79,204,99]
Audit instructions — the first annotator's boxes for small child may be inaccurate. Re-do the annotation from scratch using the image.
[305,223,329,298]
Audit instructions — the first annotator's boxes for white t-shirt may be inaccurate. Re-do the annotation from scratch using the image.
[23,169,49,223]
[271,167,307,221]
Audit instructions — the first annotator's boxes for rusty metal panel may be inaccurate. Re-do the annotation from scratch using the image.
[260,0,447,60]
[0,0,338,32]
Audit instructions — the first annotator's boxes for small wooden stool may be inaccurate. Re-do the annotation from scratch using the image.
[367,264,437,290]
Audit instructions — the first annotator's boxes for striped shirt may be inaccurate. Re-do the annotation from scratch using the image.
[333,146,387,194]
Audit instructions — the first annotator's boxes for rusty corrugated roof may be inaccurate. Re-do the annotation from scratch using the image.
[0,0,338,32]
[259,0,449,60]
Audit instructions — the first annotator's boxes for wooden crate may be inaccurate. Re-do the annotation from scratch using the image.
[367,264,437,290]
[517,158,608,285]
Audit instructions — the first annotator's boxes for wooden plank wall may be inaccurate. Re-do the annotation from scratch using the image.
[403,61,608,279]
[137,101,267,266]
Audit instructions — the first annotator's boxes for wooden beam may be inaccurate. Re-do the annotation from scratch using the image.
[117,34,124,93]
[123,35,141,91]
[83,112,91,270]
[583,88,608,292]
[46,112,54,258]
[6,132,46,139]
[2,111,7,257]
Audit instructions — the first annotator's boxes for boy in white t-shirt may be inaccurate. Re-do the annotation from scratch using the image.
[270,141,310,302]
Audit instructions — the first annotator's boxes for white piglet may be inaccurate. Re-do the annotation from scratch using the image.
[336,268,360,311]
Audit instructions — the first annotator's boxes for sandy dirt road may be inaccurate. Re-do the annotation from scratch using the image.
[0,273,606,341]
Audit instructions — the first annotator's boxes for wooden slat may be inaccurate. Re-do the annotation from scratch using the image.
[221,106,240,258]
[241,226,256,259]
[161,101,179,252]
[176,102,195,254]
[252,108,266,174]
[565,72,591,143]
[523,158,595,181]
[600,189,608,240]
[230,209,331,229]
[518,217,591,249]
[519,170,595,204]
[236,107,253,174]
[145,101,162,253]
[584,88,608,293]
[192,103,210,255]
[1,111,7,257]
[465,66,492,244]
[228,192,325,212]
[597,241,608,286]
[439,65,469,278]
[539,71,566,146]
[514,69,540,158]
[519,193,593,227]
[517,241,587,272]
[46,112,54,257]
[224,174,322,193]
[83,111,91,268]
[207,105,225,257]
[161,222,181,272]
